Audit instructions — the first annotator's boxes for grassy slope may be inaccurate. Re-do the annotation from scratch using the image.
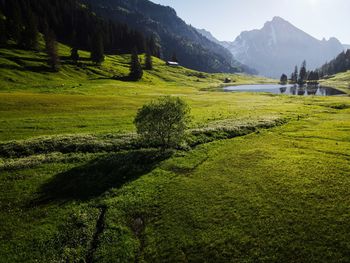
[1,43,350,262]
[0,43,274,141]
[320,70,350,93]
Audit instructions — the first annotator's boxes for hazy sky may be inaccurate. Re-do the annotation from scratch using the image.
[150,0,350,44]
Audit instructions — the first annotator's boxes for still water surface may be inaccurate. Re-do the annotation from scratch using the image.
[224,84,345,96]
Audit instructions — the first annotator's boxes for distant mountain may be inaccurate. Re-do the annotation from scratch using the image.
[344,44,350,50]
[81,0,255,74]
[195,28,257,74]
[225,17,344,78]
[196,29,222,46]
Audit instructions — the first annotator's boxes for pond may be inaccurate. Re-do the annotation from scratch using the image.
[223,84,346,96]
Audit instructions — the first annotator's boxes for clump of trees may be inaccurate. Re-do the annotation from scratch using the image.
[134,97,191,149]
[288,60,319,86]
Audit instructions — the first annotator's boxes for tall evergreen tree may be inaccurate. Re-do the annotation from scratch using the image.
[129,49,143,81]
[293,65,298,83]
[298,60,307,85]
[45,30,59,72]
[90,33,104,65]
[145,50,153,70]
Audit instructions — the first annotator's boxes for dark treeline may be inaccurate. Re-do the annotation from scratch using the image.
[318,50,350,77]
[284,50,350,86]
[0,0,160,56]
[282,60,320,86]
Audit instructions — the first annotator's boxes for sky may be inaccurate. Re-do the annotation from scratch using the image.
[150,0,350,44]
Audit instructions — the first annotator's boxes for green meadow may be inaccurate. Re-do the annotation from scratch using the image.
[1,43,350,262]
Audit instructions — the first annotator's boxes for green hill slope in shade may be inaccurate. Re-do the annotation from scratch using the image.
[1,43,350,262]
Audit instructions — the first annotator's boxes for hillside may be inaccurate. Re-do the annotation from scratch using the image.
[0,40,273,140]
[80,0,255,74]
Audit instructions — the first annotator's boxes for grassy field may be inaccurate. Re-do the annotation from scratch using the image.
[1,43,350,262]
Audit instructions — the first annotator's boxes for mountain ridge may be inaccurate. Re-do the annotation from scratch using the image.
[225,16,344,77]
[81,0,256,74]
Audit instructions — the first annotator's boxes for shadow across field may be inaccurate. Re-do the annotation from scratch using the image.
[35,149,172,203]
[0,63,53,73]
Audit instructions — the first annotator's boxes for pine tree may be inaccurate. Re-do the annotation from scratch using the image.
[298,60,307,85]
[129,49,143,81]
[71,48,80,64]
[145,50,153,70]
[90,33,105,65]
[293,66,298,84]
[45,30,59,72]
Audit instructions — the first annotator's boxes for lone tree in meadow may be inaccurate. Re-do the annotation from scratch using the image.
[90,33,104,65]
[134,96,191,149]
[129,49,143,80]
[45,30,59,72]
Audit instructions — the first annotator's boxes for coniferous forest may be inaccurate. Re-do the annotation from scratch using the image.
[318,49,350,77]
[0,0,160,57]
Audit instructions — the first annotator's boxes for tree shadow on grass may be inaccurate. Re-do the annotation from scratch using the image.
[35,149,172,204]
[0,63,53,73]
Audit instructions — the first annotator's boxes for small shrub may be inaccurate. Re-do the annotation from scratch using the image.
[134,97,191,149]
